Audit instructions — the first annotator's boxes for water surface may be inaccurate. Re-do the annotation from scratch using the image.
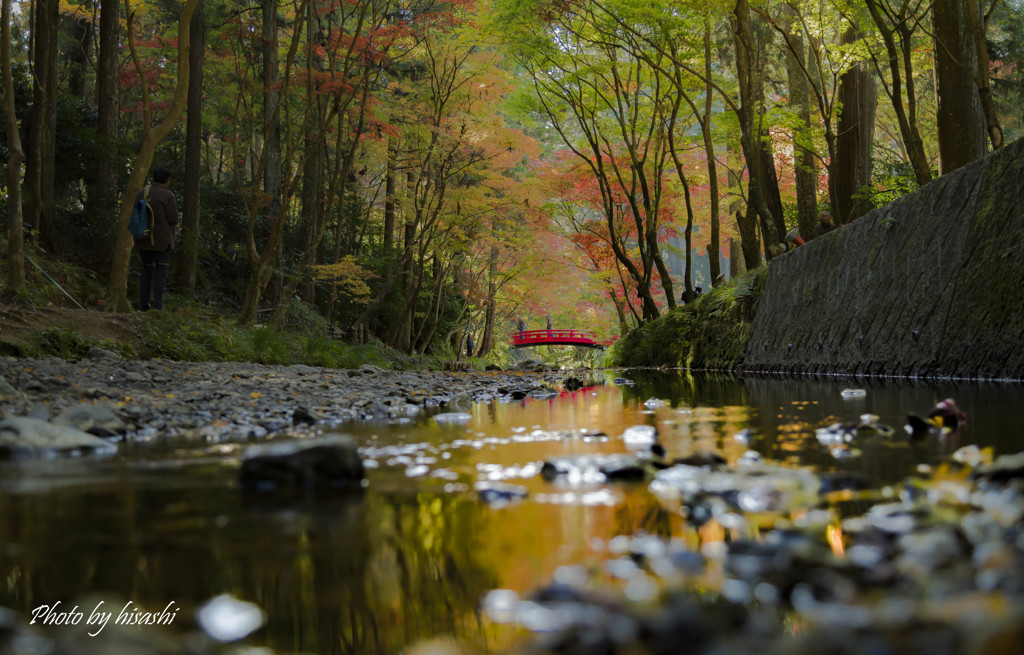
[0,371,1019,653]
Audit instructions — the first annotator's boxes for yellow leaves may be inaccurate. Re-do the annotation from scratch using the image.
[312,256,375,304]
[250,392,262,399]
[57,0,91,19]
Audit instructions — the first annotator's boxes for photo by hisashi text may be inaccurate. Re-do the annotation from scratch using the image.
[30,600,179,636]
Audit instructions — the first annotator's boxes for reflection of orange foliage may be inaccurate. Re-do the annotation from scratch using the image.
[827,523,845,557]
[698,519,725,545]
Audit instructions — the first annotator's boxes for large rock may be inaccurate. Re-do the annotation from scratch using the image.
[744,137,1024,379]
[239,436,364,492]
[53,403,126,436]
[0,417,118,458]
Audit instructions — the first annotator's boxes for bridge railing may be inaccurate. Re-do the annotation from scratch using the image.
[511,329,601,347]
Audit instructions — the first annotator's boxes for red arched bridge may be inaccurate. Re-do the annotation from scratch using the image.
[511,329,610,349]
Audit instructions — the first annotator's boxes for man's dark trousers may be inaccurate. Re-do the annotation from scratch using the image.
[139,248,170,311]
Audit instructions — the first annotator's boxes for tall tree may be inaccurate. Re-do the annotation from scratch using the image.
[964,0,1003,150]
[835,22,876,225]
[2,0,25,292]
[262,0,283,304]
[783,2,817,240]
[932,0,987,174]
[104,0,201,311]
[88,0,121,240]
[24,0,58,250]
[732,0,780,258]
[175,0,205,297]
[863,0,933,185]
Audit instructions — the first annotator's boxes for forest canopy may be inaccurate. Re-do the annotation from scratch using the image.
[1,0,1022,356]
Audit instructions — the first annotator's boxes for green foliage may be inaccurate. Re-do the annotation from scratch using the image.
[26,327,136,360]
[15,249,107,307]
[990,2,1024,142]
[136,305,410,369]
[864,146,925,211]
[610,267,768,369]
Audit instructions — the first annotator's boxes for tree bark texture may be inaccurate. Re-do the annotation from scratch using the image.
[89,0,120,246]
[932,0,987,175]
[25,0,58,250]
[783,5,818,240]
[732,0,779,261]
[835,25,877,225]
[262,0,283,304]
[176,0,205,297]
[2,0,25,290]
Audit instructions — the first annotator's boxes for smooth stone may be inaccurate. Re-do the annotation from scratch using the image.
[239,436,364,492]
[86,346,124,361]
[0,377,20,397]
[53,403,125,435]
[0,416,118,458]
[433,412,473,425]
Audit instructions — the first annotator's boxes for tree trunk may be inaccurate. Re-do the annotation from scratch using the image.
[104,0,200,311]
[729,236,746,278]
[736,208,761,272]
[262,0,282,303]
[25,0,58,251]
[89,0,120,256]
[299,2,323,306]
[703,22,722,285]
[932,0,987,175]
[732,0,778,261]
[2,0,25,291]
[753,13,786,244]
[175,0,204,297]
[389,219,417,349]
[383,138,397,252]
[783,5,818,240]
[609,288,629,335]
[835,25,877,225]
[865,0,933,186]
[964,0,1002,150]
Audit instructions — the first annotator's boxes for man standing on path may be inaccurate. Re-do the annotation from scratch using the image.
[517,316,526,333]
[134,167,178,312]
[546,315,552,332]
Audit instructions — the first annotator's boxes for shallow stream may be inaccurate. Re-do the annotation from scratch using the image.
[1,371,1021,653]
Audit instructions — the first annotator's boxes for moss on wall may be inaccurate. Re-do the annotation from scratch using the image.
[612,268,767,370]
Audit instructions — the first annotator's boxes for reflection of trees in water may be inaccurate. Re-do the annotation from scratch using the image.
[618,371,750,410]
[612,490,678,539]
[0,477,503,655]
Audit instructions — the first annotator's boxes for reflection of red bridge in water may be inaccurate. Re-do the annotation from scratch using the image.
[511,329,611,349]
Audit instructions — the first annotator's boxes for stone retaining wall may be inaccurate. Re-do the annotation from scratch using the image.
[743,137,1024,380]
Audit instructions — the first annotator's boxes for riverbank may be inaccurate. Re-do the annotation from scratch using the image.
[610,267,767,371]
[0,354,581,446]
[613,138,1024,380]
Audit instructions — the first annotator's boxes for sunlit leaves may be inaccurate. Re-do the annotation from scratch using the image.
[313,255,375,303]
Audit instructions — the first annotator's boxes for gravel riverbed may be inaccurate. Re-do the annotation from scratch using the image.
[0,351,573,441]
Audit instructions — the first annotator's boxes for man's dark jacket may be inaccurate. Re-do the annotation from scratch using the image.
[134,183,178,251]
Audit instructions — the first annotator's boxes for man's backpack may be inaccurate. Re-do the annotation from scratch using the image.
[128,185,154,243]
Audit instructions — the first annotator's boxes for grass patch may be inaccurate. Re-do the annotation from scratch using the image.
[23,327,137,360]
[610,267,769,369]
[137,304,415,369]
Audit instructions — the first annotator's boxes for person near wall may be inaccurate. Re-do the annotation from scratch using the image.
[813,210,835,239]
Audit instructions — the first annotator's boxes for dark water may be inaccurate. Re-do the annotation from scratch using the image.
[0,371,1020,653]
